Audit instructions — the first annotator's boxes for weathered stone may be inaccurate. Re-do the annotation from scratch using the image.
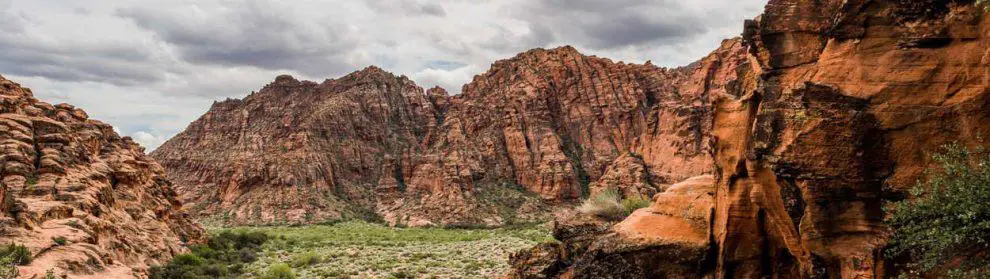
[152,43,733,226]
[0,74,205,278]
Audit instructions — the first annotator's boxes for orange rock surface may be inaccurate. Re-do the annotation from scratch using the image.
[0,75,205,278]
[712,0,990,277]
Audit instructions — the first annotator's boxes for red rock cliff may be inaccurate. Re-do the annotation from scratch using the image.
[0,75,205,278]
[152,44,738,226]
[712,0,990,277]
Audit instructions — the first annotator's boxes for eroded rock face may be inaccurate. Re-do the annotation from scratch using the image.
[153,41,748,226]
[0,75,205,278]
[712,0,990,278]
[506,176,716,279]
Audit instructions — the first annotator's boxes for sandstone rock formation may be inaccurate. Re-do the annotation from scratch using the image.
[153,42,745,226]
[712,0,990,277]
[510,1,990,278]
[506,175,715,279]
[0,75,205,278]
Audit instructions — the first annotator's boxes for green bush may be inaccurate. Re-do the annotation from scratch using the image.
[0,243,31,265]
[150,231,268,279]
[579,189,651,220]
[620,194,651,216]
[885,143,990,277]
[290,252,322,267]
[262,263,295,279]
[52,236,67,246]
[0,255,19,279]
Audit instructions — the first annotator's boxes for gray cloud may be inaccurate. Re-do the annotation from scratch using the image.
[507,0,710,50]
[364,0,447,17]
[117,0,364,77]
[0,8,165,86]
[1,0,766,151]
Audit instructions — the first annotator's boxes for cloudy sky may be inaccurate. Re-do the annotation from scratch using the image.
[0,0,766,150]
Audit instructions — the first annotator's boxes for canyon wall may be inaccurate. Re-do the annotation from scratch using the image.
[712,0,990,277]
[508,0,989,278]
[0,75,205,278]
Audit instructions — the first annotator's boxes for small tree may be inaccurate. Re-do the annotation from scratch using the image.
[885,143,990,277]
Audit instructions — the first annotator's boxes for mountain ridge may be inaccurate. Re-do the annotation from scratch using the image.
[151,41,743,226]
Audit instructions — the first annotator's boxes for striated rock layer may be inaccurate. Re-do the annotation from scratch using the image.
[153,42,745,226]
[0,75,205,278]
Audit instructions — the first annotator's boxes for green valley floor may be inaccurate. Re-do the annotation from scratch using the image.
[215,222,552,278]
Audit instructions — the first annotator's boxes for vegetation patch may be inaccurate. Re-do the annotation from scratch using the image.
[885,143,990,278]
[150,231,268,279]
[221,221,551,278]
[579,189,649,220]
[0,243,31,278]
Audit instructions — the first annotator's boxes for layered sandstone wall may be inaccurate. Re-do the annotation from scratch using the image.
[0,75,205,278]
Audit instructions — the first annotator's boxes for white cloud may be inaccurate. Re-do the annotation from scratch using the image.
[130,131,168,151]
[0,0,767,151]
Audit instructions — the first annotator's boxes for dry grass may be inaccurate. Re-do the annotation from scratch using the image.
[579,189,651,220]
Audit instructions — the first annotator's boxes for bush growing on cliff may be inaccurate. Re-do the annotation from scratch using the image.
[579,189,624,220]
[0,244,30,265]
[579,189,649,220]
[885,143,990,277]
[150,231,269,279]
[621,194,651,216]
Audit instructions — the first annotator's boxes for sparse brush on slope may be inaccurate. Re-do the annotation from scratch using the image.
[885,143,990,278]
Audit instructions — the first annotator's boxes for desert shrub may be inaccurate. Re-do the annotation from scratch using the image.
[150,231,268,279]
[290,252,321,267]
[578,189,652,220]
[0,244,31,265]
[52,236,67,246]
[262,263,295,279]
[578,189,624,220]
[0,254,19,279]
[885,143,990,277]
[621,194,651,216]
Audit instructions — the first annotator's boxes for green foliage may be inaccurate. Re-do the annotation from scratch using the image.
[150,231,269,279]
[0,255,19,279]
[44,269,56,279]
[262,263,295,279]
[24,173,38,186]
[290,252,321,267]
[0,243,31,265]
[579,189,649,220]
[52,236,67,246]
[885,143,990,277]
[228,221,550,278]
[620,194,651,216]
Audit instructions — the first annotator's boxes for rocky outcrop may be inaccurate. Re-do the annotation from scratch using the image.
[506,176,716,279]
[510,1,990,278]
[711,0,990,277]
[0,75,205,278]
[153,41,749,226]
